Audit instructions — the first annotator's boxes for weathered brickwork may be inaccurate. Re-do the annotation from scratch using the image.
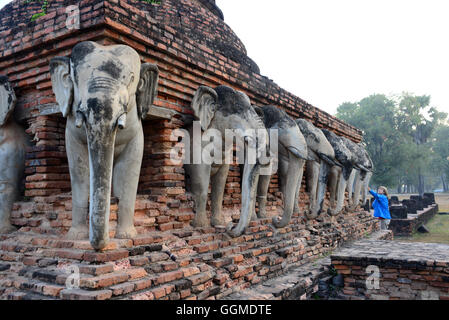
[0,0,363,201]
[0,0,377,300]
[331,240,449,300]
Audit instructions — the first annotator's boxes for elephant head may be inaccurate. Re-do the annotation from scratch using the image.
[296,119,335,164]
[322,130,354,174]
[50,41,159,250]
[188,85,270,237]
[0,76,16,127]
[254,106,307,228]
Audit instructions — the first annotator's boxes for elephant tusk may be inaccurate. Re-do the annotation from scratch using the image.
[118,113,127,130]
[320,153,340,167]
[287,146,308,160]
[75,112,84,128]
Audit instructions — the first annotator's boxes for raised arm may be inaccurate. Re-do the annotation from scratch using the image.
[368,188,379,199]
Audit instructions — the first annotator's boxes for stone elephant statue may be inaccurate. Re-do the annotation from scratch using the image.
[296,119,337,219]
[322,130,373,215]
[184,85,270,237]
[321,129,357,216]
[50,41,159,250]
[347,142,373,210]
[0,76,29,234]
[253,106,308,228]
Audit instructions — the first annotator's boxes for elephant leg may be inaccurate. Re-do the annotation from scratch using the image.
[186,164,212,228]
[210,164,229,227]
[0,181,18,233]
[256,174,271,219]
[327,166,340,210]
[351,171,364,211]
[65,131,89,240]
[306,161,320,219]
[361,171,373,207]
[315,161,330,215]
[113,132,144,239]
[346,169,357,208]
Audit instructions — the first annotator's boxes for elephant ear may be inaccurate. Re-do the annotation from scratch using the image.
[0,76,16,127]
[50,57,73,118]
[191,86,218,131]
[137,63,159,120]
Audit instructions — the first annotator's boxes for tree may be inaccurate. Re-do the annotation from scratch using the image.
[337,94,405,188]
[396,93,447,195]
[430,124,449,191]
[336,93,447,194]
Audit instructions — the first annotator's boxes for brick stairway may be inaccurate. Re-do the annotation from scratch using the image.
[0,208,380,300]
[223,230,393,300]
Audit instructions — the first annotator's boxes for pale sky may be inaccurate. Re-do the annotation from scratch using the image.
[1,0,448,116]
[216,0,449,115]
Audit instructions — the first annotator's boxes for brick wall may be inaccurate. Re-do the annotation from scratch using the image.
[331,241,449,300]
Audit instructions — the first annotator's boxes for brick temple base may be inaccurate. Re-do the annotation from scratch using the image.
[0,207,379,300]
[332,240,449,300]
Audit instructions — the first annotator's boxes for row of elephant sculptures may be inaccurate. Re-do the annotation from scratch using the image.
[0,41,373,250]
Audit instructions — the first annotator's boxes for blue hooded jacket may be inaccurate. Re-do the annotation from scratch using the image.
[369,190,391,220]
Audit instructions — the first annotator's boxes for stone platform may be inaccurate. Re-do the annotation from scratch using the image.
[0,208,380,300]
[389,204,439,236]
[223,230,393,300]
[331,240,449,300]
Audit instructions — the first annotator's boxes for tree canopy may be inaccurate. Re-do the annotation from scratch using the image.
[336,93,448,194]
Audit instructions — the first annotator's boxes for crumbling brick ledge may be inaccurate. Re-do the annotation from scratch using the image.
[0,208,381,300]
[331,240,449,300]
[389,204,439,237]
[224,230,393,300]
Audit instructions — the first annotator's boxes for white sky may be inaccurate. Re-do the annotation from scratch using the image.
[215,0,449,116]
[1,0,448,116]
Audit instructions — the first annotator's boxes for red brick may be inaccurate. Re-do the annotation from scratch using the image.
[110,283,135,296]
[83,250,129,263]
[78,264,114,276]
[155,270,183,285]
[124,268,148,281]
[80,272,129,289]
[133,278,153,291]
[60,289,112,300]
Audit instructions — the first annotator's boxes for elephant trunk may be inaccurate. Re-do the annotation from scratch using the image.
[346,169,357,207]
[351,170,366,211]
[361,171,373,207]
[228,162,260,238]
[273,155,305,228]
[87,132,116,250]
[307,161,330,219]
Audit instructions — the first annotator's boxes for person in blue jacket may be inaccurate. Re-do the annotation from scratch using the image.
[368,186,391,230]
